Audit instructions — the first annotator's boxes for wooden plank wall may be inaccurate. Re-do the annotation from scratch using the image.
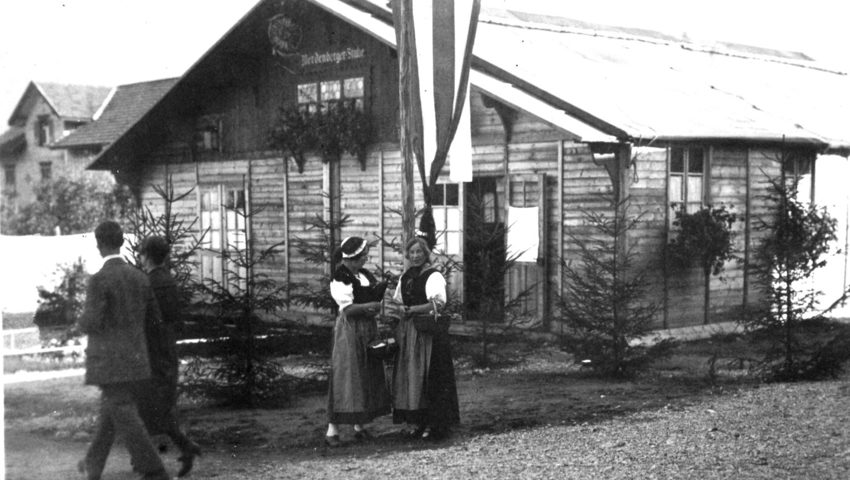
[132,78,783,330]
[629,147,670,328]
[707,147,749,320]
[746,148,782,308]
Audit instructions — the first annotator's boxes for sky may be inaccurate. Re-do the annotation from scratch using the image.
[0,0,848,128]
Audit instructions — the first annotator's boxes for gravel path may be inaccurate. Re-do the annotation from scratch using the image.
[171,377,850,479]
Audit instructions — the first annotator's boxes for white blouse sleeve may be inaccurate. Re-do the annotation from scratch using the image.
[425,272,447,306]
[330,279,354,313]
[393,280,403,304]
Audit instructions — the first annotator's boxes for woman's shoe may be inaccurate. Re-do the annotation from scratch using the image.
[177,443,202,477]
[409,424,427,438]
[421,427,448,442]
[324,435,342,447]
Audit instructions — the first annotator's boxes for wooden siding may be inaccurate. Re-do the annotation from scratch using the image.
[123,1,791,330]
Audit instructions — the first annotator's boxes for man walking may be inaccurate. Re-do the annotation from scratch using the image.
[76,221,171,480]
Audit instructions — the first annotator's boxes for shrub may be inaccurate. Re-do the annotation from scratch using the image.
[33,258,89,332]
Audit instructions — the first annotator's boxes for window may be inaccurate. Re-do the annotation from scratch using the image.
[194,115,222,152]
[62,120,85,138]
[35,116,52,146]
[3,164,15,187]
[431,183,461,255]
[199,185,247,292]
[297,76,364,113]
[669,146,705,216]
[783,150,815,203]
[39,162,52,182]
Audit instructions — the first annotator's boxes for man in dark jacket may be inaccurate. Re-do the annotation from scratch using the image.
[137,235,200,477]
[76,221,170,480]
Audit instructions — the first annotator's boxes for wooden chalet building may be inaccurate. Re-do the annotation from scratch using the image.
[63,0,850,329]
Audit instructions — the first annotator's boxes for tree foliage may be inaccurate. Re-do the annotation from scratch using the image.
[2,169,132,235]
[32,258,90,331]
[463,192,533,367]
[288,212,353,316]
[125,176,205,304]
[744,167,848,381]
[558,195,673,377]
[188,202,290,407]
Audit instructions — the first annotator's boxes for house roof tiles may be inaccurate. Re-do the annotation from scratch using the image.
[53,78,179,148]
[8,82,112,125]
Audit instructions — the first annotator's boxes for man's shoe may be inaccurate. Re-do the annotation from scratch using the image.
[177,443,202,478]
[142,468,172,480]
[77,459,98,480]
[324,434,342,447]
[353,429,374,441]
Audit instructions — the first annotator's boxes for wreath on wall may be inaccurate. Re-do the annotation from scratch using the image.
[269,100,373,172]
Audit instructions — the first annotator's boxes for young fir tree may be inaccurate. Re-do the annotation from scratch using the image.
[462,192,532,368]
[746,161,849,381]
[558,195,672,377]
[288,212,353,316]
[191,196,289,407]
[125,175,205,304]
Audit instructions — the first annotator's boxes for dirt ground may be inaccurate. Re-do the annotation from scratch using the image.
[5,335,848,479]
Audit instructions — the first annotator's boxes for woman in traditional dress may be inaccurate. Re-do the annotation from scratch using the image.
[392,236,460,441]
[325,236,391,447]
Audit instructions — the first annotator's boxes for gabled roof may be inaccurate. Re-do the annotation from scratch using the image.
[89,0,850,170]
[8,82,111,125]
[52,78,180,149]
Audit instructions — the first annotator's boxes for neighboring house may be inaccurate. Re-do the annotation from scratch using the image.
[70,0,850,329]
[0,81,112,215]
[51,78,180,167]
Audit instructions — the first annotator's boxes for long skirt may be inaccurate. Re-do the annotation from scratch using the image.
[327,311,391,424]
[392,317,460,429]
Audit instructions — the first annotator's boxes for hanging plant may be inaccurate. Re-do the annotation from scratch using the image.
[666,203,738,324]
[269,100,373,172]
[337,100,372,170]
[268,106,317,173]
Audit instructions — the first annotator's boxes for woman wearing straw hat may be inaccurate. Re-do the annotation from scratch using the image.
[324,236,390,447]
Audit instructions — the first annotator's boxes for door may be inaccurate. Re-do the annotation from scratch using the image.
[463,176,506,322]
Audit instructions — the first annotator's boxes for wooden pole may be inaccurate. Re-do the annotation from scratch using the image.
[395,0,417,252]
[537,172,549,330]
[282,156,290,301]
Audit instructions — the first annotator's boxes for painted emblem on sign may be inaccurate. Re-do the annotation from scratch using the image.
[268,13,301,56]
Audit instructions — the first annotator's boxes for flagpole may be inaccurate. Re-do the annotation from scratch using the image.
[394,0,417,252]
